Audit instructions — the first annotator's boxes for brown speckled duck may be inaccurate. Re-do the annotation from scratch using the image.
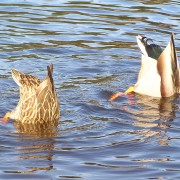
[3,64,60,125]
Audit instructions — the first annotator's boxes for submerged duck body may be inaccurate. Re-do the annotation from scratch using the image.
[6,64,60,125]
[134,33,179,97]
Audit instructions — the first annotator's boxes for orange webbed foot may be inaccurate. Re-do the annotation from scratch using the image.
[0,112,10,124]
[109,86,134,101]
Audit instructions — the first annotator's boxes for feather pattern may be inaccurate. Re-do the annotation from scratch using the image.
[9,64,60,124]
[135,33,179,97]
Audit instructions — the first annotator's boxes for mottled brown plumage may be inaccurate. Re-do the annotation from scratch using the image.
[7,64,60,125]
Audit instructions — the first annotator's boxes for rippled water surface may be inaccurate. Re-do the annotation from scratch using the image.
[0,0,180,179]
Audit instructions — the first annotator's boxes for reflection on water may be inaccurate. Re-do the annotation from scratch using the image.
[132,94,177,123]
[3,120,58,175]
[112,94,178,146]
[0,0,180,179]
[7,138,55,174]
[13,121,59,138]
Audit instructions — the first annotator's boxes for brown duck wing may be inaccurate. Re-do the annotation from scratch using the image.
[10,65,59,123]
[157,33,179,97]
[34,64,59,123]
[11,69,42,99]
[14,65,59,123]
[11,69,41,87]
[11,69,41,93]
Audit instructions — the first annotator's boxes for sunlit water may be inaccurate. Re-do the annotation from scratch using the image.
[0,0,180,179]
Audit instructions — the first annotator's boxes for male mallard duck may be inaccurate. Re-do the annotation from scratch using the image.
[110,33,179,100]
[134,33,179,97]
[2,64,60,125]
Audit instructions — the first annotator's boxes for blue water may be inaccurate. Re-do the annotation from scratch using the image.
[0,0,180,179]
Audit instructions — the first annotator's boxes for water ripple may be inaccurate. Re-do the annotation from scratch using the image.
[0,0,180,179]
